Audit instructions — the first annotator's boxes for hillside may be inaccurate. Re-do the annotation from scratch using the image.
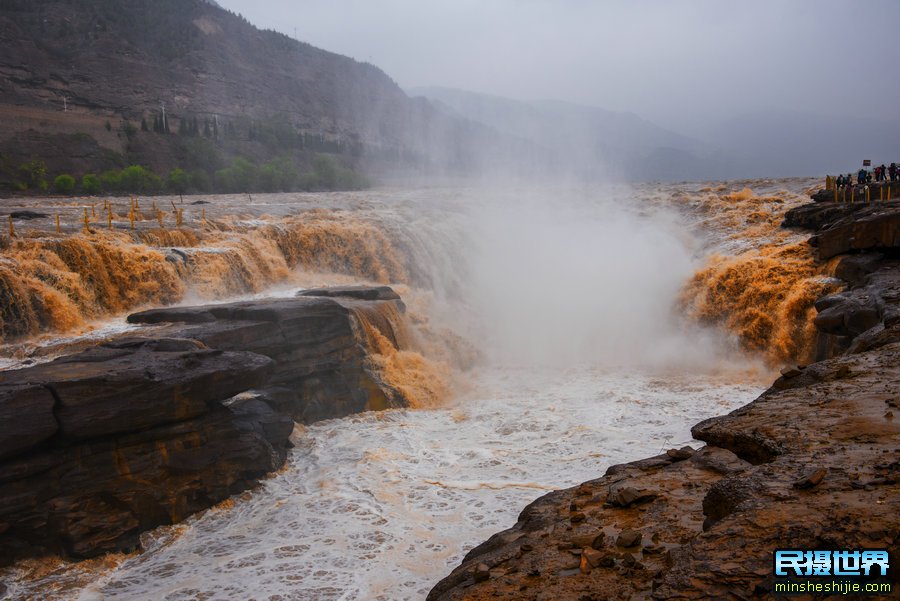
[0,0,537,192]
[409,86,737,181]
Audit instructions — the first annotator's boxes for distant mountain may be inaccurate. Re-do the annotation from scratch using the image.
[3,0,888,187]
[0,0,541,187]
[409,86,734,181]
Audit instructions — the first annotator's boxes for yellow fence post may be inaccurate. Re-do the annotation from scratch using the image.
[201,207,205,222]
[83,207,90,231]
[8,215,14,238]
[108,209,113,229]
[866,186,870,203]
[56,214,61,234]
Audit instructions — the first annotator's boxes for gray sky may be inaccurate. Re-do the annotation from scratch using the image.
[216,0,900,133]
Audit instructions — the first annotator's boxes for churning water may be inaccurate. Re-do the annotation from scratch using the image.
[4,367,761,601]
[0,179,823,600]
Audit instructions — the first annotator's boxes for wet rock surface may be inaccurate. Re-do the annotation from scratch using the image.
[428,201,900,601]
[129,291,408,422]
[785,199,900,361]
[0,286,410,564]
[427,345,900,601]
[0,338,280,563]
[784,199,900,260]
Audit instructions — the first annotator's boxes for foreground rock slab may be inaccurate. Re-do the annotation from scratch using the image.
[128,291,409,422]
[0,286,412,564]
[0,338,286,563]
[427,343,900,600]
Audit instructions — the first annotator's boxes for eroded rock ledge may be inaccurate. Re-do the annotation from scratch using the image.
[428,199,900,600]
[0,286,408,564]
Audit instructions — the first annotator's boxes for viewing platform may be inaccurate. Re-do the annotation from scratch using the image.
[812,178,900,204]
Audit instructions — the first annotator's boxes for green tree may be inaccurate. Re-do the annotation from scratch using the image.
[258,163,279,192]
[53,174,76,194]
[189,169,211,192]
[225,158,258,192]
[17,160,48,191]
[260,157,299,191]
[312,154,338,188]
[167,168,189,194]
[81,173,101,195]
[214,167,234,192]
[100,169,122,192]
[119,165,161,193]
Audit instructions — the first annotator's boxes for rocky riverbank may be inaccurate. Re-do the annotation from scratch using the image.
[428,198,900,600]
[0,286,410,565]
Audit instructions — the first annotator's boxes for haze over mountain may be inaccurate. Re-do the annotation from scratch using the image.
[1,0,897,189]
[0,0,546,189]
[410,86,727,181]
[218,0,900,180]
[411,86,900,180]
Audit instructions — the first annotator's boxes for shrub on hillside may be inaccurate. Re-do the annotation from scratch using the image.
[100,169,122,192]
[81,173,101,195]
[119,165,161,193]
[53,174,76,194]
[17,160,48,191]
[167,168,189,194]
[189,169,211,192]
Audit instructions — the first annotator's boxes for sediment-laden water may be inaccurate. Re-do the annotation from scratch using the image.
[0,178,831,599]
[4,367,761,601]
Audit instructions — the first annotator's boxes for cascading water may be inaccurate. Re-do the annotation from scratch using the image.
[0,178,831,600]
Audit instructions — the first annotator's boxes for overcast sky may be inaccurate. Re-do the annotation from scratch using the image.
[216,0,900,133]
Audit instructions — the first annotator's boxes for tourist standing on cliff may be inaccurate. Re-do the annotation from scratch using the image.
[880,164,888,182]
[890,163,897,182]
[836,174,844,188]
[858,169,866,185]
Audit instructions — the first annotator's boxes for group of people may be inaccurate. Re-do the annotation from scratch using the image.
[834,163,898,188]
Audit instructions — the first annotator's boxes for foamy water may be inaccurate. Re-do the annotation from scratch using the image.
[1,366,762,601]
[1,180,819,599]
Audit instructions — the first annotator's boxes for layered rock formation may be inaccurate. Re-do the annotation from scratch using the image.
[428,198,900,600]
[0,338,284,564]
[785,199,900,360]
[128,287,409,422]
[0,286,410,564]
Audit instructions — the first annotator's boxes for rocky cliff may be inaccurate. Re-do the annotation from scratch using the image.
[428,198,900,600]
[0,0,530,183]
[0,286,411,565]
